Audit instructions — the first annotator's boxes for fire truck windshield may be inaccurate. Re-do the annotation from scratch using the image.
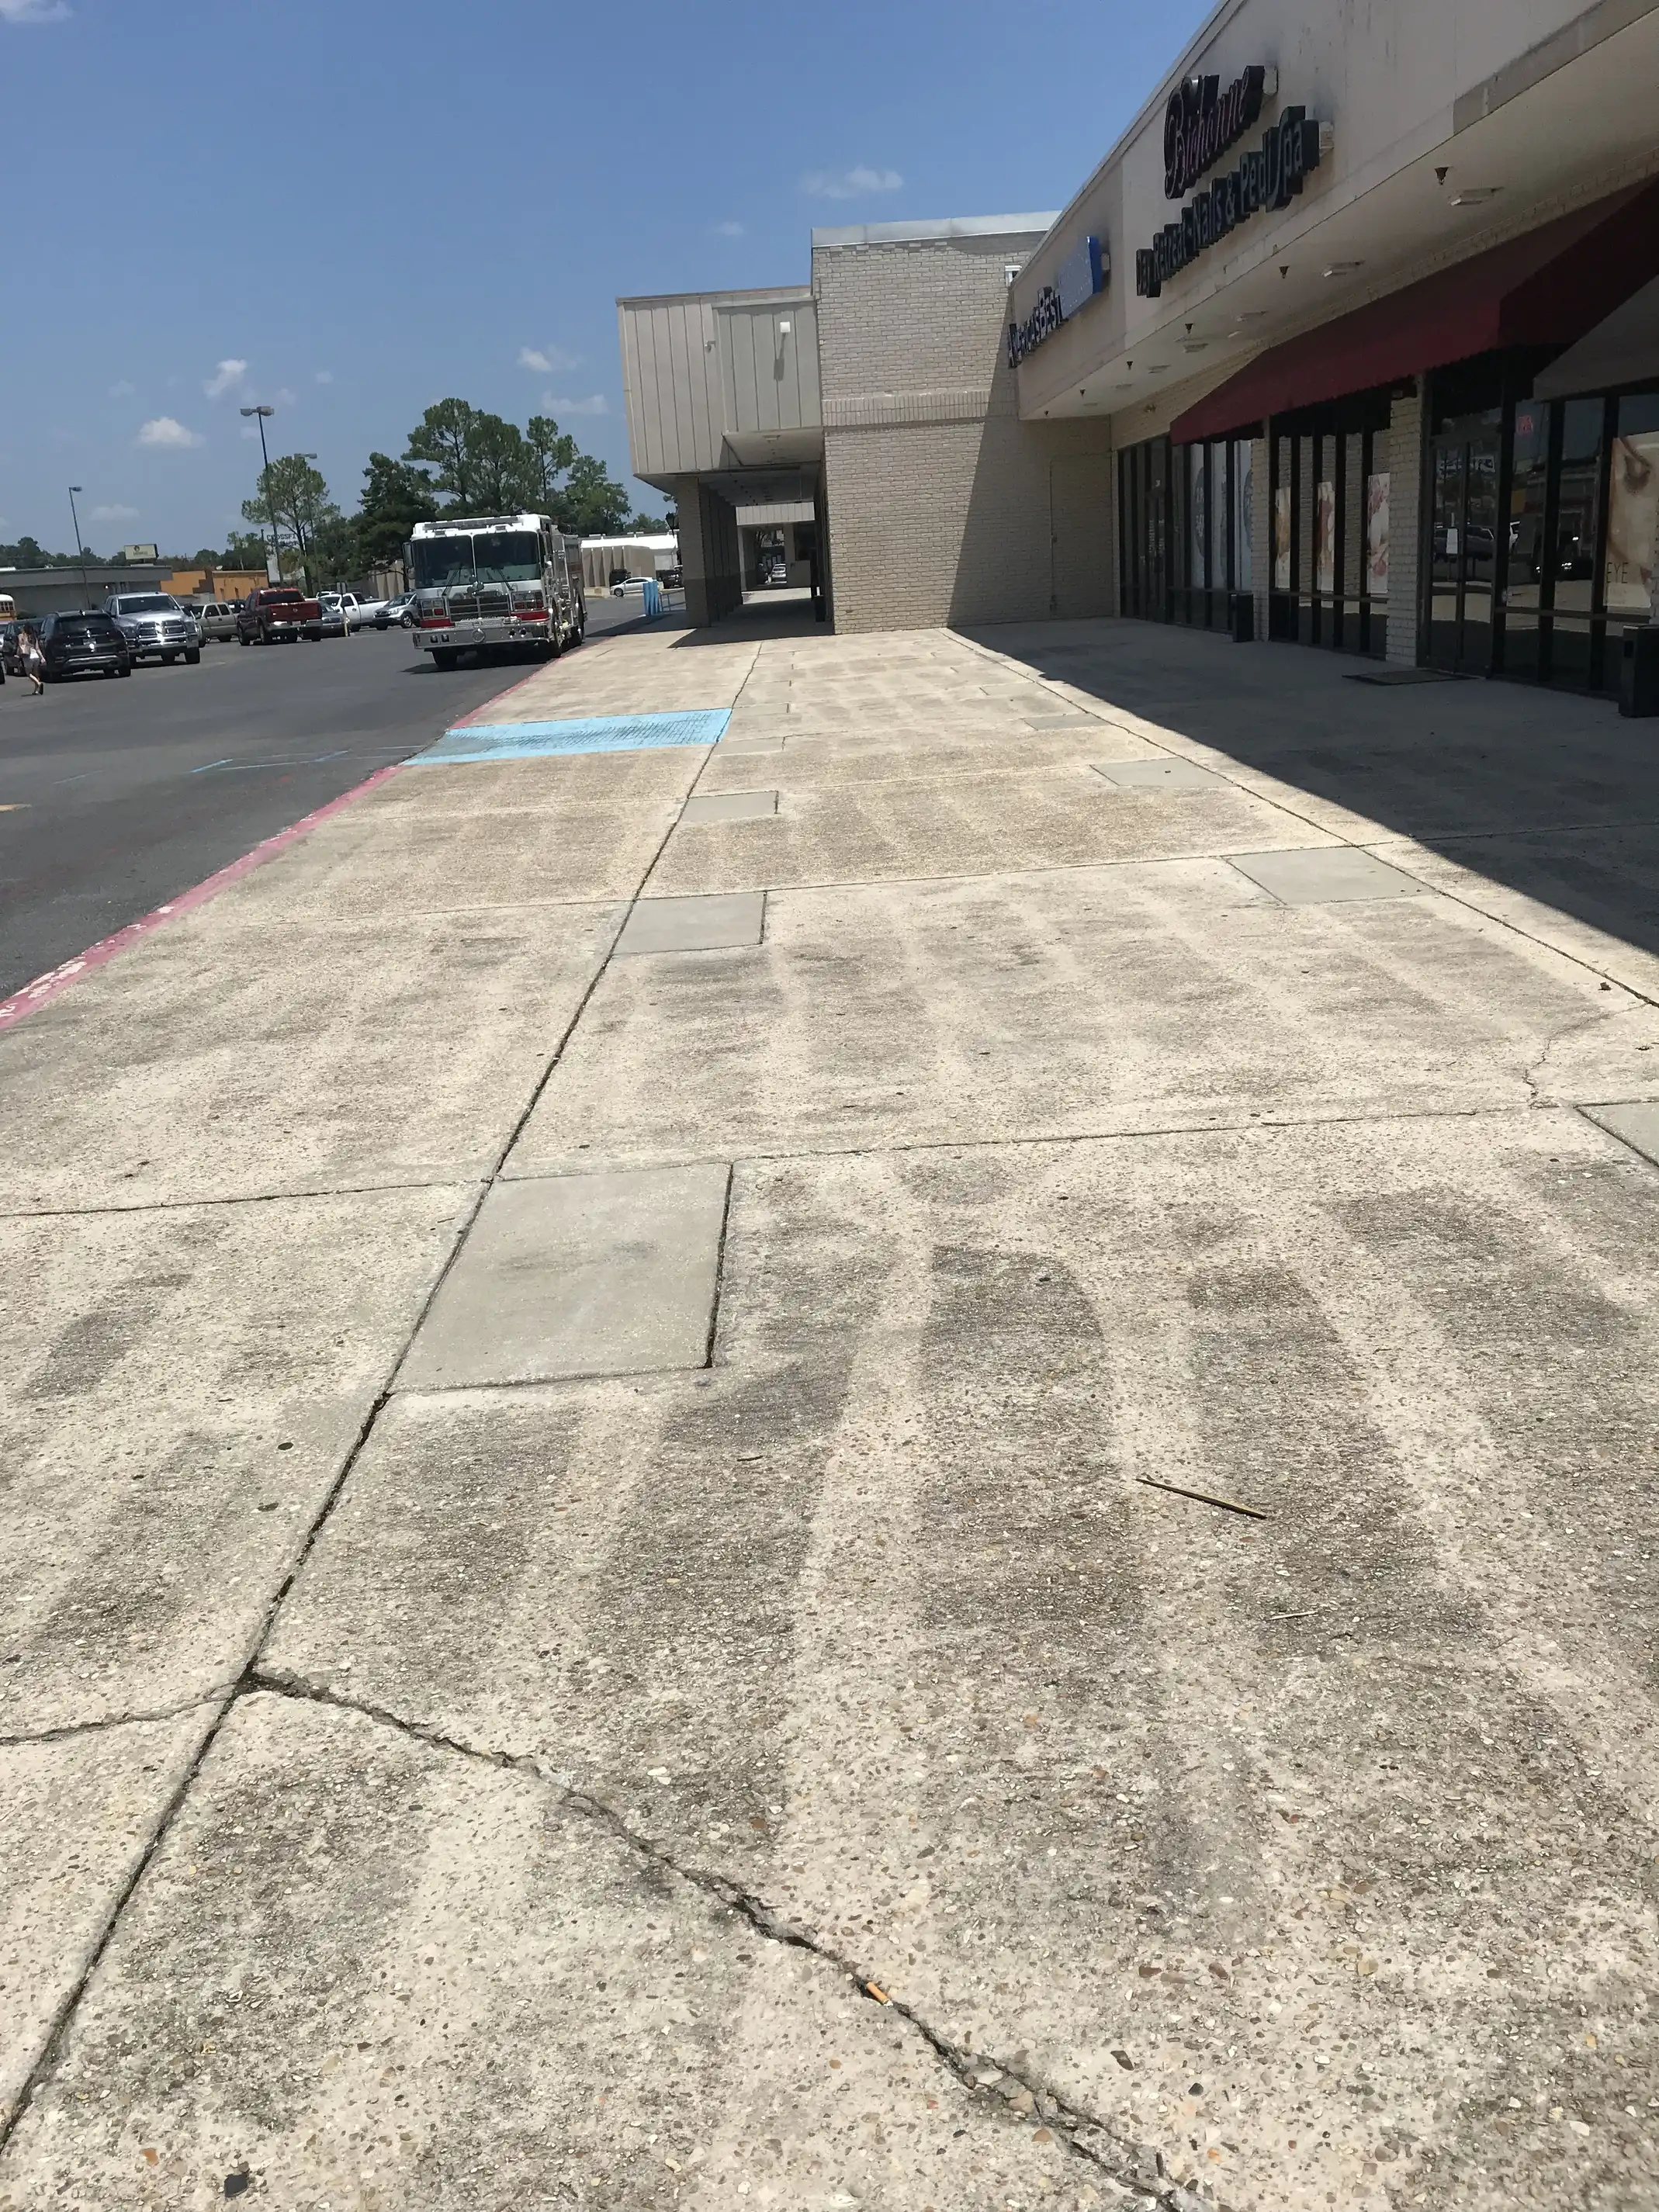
[413,531,542,590]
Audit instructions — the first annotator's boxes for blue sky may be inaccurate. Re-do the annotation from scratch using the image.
[0,0,1210,556]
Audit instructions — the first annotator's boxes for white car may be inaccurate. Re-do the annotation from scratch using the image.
[353,596,391,628]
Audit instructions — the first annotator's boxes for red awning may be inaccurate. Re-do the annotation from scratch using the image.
[1169,176,1659,445]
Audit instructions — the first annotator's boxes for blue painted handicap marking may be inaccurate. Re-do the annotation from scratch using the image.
[414,710,731,763]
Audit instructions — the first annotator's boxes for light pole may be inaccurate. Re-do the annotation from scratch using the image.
[67,486,90,607]
[241,404,280,578]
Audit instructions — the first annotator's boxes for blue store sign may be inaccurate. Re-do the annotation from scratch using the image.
[1008,233,1109,367]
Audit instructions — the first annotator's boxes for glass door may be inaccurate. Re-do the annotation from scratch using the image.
[1429,435,1500,673]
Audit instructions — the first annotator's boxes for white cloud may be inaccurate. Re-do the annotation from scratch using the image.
[138,416,203,450]
[88,503,139,524]
[542,392,608,417]
[801,164,903,200]
[518,344,580,374]
[712,220,745,237]
[108,379,136,400]
[203,358,248,399]
[275,386,296,407]
[314,369,334,384]
[0,1,71,23]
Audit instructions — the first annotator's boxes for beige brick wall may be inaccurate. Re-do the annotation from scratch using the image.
[1386,389,1424,666]
[815,234,1113,634]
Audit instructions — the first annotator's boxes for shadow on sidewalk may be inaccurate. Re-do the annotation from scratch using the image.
[970,614,1659,969]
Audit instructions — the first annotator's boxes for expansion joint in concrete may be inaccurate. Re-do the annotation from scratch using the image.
[245,1666,1216,2212]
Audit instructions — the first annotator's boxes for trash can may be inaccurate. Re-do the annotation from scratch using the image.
[1619,625,1659,718]
[1228,591,1255,645]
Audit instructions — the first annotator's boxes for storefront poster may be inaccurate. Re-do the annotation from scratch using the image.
[1233,441,1253,593]
[1366,472,1390,596]
[1606,432,1659,615]
[1314,480,1335,595]
[1273,486,1290,590]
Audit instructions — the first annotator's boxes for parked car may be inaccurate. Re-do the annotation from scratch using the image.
[353,596,391,628]
[381,593,415,627]
[38,610,132,682]
[236,586,324,644]
[317,593,350,638]
[105,592,200,666]
[0,618,29,676]
[189,601,239,643]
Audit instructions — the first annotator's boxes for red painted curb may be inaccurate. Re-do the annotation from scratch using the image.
[0,763,404,1037]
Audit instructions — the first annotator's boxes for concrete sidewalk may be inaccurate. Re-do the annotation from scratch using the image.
[4,614,1659,2210]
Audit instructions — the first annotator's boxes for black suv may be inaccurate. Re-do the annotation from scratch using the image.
[39,611,132,682]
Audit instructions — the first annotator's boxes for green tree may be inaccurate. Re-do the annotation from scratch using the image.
[526,414,577,511]
[403,398,482,506]
[630,510,667,533]
[224,530,275,573]
[242,455,340,577]
[358,452,439,568]
[554,452,632,536]
[467,414,537,512]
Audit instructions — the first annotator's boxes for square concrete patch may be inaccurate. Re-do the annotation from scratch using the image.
[680,789,779,824]
[400,1165,730,1386]
[1228,846,1425,904]
[1091,757,1224,791]
[1583,1100,1659,1165]
[615,891,766,954]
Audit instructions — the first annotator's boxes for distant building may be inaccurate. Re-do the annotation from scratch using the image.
[161,566,267,604]
[620,0,1659,697]
[578,535,679,593]
[0,563,168,618]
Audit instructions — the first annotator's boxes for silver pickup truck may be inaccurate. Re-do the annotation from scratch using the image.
[104,592,200,666]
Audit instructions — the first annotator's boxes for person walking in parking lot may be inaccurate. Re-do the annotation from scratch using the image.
[20,625,44,695]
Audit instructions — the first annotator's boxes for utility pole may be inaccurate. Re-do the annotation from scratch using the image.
[67,486,90,607]
[241,405,281,579]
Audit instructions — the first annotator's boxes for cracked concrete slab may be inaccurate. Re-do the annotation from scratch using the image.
[0,1183,472,1736]
[0,1707,219,2131]
[0,1691,1103,2212]
[0,901,625,1213]
[507,860,1629,1172]
[616,891,767,954]
[400,1165,730,1389]
[263,1112,1659,2210]
[646,767,1333,895]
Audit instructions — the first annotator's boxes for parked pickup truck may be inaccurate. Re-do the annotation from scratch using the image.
[236,586,324,644]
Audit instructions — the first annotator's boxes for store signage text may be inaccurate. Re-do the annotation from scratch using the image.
[1135,106,1324,299]
[1165,64,1274,200]
[1007,233,1107,367]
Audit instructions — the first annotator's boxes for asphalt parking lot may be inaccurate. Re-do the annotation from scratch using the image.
[0,608,641,1001]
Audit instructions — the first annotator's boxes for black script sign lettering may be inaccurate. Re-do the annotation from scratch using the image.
[1164,65,1268,201]
[1136,106,1322,299]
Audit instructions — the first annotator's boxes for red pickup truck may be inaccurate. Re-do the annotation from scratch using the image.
[236,587,324,645]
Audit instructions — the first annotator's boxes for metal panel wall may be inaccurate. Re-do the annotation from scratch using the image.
[717,301,821,439]
[618,297,725,478]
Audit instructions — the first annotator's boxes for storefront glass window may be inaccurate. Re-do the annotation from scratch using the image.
[1189,444,1207,592]
[1553,397,1603,684]
[1608,393,1659,621]
[1365,466,1390,602]
[1314,473,1335,595]
[1232,440,1253,593]
[1210,443,1228,593]
[1505,400,1549,677]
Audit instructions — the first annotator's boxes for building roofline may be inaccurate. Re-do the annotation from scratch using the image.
[809,212,1060,249]
[1034,0,1255,252]
[616,283,814,309]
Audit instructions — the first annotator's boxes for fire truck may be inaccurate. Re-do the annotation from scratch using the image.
[408,513,586,670]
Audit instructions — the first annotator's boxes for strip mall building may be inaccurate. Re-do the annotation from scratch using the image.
[620,0,1659,692]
